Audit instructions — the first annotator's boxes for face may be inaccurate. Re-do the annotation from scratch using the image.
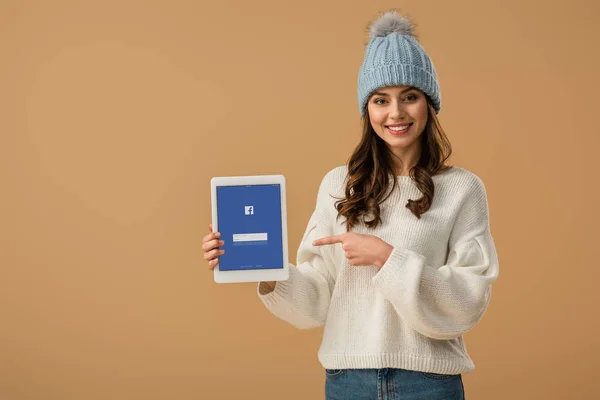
[367,85,429,159]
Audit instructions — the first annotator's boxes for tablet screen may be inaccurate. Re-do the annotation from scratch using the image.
[215,184,284,271]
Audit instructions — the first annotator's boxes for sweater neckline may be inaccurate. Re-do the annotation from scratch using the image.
[381,167,457,205]
[396,166,456,180]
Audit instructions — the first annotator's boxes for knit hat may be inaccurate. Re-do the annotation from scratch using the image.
[357,10,441,116]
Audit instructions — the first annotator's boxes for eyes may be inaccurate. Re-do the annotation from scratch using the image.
[373,93,419,105]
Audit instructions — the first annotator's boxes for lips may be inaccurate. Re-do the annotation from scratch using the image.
[386,123,413,129]
[386,123,413,135]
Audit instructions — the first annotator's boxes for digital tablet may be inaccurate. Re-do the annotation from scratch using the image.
[210,174,289,283]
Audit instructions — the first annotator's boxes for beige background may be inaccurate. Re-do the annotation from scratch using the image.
[1,0,599,399]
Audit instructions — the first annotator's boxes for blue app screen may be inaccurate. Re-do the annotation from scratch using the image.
[216,184,283,271]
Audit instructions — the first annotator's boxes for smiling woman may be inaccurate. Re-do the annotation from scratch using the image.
[249,10,496,400]
[202,8,498,400]
[338,83,452,231]
[333,11,455,232]
[369,86,426,141]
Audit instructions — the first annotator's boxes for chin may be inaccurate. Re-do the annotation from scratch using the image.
[386,137,415,146]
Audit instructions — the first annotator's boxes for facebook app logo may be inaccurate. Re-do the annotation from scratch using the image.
[245,206,254,215]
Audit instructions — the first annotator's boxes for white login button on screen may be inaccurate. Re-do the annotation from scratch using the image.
[232,233,268,246]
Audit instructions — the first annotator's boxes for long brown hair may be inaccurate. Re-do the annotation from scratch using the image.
[335,95,453,231]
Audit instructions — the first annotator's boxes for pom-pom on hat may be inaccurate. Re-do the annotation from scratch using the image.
[358,10,441,116]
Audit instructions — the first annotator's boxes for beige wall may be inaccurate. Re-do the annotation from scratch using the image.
[2,0,599,399]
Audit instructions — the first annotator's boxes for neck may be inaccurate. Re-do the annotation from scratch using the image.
[390,143,421,176]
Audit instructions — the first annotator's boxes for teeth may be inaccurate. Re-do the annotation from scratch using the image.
[388,125,410,131]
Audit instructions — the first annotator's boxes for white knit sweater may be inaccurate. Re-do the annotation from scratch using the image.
[257,165,499,375]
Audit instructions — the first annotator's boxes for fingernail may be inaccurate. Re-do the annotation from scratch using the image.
[219,241,224,245]
[215,232,220,238]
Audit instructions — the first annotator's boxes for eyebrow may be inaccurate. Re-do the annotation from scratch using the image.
[372,87,418,96]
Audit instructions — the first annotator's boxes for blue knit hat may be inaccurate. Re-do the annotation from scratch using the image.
[358,11,441,116]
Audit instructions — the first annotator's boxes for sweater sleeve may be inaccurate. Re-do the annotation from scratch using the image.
[372,176,499,340]
[256,174,336,330]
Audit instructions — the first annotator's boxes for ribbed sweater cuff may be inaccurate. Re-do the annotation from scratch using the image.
[372,246,410,290]
[256,275,293,309]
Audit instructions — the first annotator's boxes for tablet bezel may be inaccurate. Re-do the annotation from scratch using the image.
[210,174,289,283]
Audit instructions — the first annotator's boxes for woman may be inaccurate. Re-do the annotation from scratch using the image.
[202,9,499,400]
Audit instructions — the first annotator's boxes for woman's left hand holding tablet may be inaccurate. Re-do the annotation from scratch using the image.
[202,224,224,270]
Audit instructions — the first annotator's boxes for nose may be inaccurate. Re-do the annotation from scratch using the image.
[388,100,407,120]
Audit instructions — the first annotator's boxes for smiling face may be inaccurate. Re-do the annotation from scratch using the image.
[366,85,429,172]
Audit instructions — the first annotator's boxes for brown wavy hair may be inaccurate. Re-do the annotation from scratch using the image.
[334,94,453,232]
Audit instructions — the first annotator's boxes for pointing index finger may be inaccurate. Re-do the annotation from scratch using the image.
[312,235,343,246]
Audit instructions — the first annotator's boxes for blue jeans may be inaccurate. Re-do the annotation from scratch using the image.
[325,368,465,400]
